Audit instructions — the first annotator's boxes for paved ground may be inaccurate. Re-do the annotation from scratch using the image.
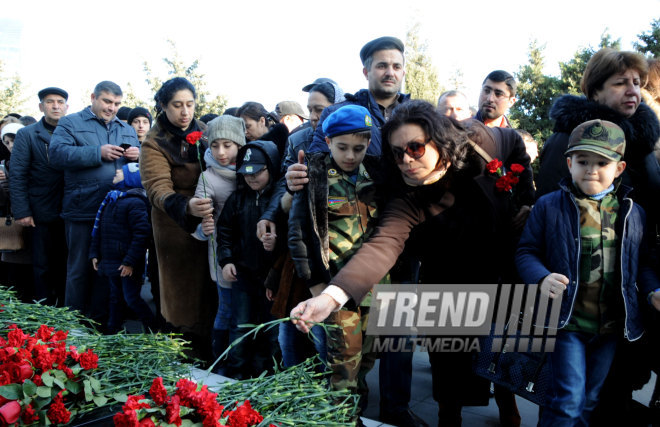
[360,352,656,426]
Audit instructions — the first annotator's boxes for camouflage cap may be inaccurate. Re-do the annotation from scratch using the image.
[565,119,626,161]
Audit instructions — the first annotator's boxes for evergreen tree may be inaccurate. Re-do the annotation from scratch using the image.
[0,60,27,118]
[634,18,660,57]
[125,40,227,118]
[510,41,561,145]
[404,24,441,103]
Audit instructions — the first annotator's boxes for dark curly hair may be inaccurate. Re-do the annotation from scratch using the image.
[381,100,472,190]
[154,77,197,115]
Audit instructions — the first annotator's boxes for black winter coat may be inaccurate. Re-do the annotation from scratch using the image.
[89,189,151,277]
[9,119,64,223]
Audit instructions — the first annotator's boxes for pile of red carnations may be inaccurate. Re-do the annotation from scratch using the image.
[114,377,273,427]
[0,324,102,425]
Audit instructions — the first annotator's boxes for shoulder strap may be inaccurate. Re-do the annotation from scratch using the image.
[468,139,493,163]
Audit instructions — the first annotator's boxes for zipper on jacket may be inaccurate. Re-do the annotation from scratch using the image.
[564,193,581,329]
[619,197,634,340]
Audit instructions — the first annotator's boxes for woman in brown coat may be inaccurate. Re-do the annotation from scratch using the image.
[140,77,215,360]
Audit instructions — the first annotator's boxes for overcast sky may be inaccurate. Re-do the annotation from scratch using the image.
[1,0,658,116]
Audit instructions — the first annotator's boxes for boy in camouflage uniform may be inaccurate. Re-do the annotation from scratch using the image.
[516,119,660,426]
[288,105,386,413]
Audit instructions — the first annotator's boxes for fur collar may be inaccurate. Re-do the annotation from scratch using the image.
[550,95,660,160]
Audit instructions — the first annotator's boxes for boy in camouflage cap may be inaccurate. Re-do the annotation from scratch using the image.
[516,119,660,425]
[288,105,385,415]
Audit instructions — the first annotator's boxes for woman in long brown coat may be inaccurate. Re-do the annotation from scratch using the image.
[140,77,215,360]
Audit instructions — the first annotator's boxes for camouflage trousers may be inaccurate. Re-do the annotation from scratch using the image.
[326,306,377,412]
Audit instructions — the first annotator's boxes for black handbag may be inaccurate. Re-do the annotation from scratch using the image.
[473,314,553,407]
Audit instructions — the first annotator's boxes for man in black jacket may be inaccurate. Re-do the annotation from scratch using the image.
[9,87,69,305]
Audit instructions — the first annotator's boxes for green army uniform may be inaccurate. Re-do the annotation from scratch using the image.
[323,156,387,407]
[566,184,624,334]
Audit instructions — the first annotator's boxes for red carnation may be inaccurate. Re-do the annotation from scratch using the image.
[35,324,54,342]
[227,400,263,427]
[510,163,525,175]
[166,395,182,426]
[21,403,40,424]
[123,395,151,412]
[0,401,21,425]
[139,417,156,427]
[7,326,28,348]
[486,159,503,174]
[79,348,99,370]
[495,175,513,192]
[186,131,204,145]
[149,377,170,406]
[47,392,71,424]
[113,409,138,427]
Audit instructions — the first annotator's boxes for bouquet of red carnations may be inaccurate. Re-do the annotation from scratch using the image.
[0,324,103,425]
[114,377,273,427]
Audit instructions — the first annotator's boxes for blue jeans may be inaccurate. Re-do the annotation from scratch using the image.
[213,285,232,331]
[64,220,108,323]
[540,330,618,427]
[278,321,327,368]
[107,275,155,332]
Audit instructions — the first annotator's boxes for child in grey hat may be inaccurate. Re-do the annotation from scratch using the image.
[190,115,246,367]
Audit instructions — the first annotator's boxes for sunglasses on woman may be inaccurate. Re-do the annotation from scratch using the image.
[391,139,431,164]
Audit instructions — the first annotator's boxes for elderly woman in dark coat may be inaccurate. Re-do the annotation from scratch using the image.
[139,77,215,360]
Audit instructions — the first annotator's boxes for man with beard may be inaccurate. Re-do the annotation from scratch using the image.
[476,70,517,128]
[307,36,411,156]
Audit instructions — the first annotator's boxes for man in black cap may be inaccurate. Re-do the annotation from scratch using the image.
[8,87,69,306]
[285,38,424,427]
[305,36,410,157]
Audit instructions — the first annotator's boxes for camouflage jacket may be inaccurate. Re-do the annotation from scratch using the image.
[516,178,660,341]
[288,153,384,288]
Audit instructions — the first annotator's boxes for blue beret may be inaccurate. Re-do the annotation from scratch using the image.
[322,105,372,139]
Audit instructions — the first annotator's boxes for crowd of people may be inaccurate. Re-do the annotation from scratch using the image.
[1,35,660,426]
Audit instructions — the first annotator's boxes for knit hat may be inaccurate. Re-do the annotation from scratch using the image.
[565,119,626,161]
[359,36,404,66]
[206,115,246,147]
[1,123,24,140]
[127,107,153,127]
[322,105,372,138]
[114,163,143,190]
[38,87,68,101]
[117,106,132,121]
